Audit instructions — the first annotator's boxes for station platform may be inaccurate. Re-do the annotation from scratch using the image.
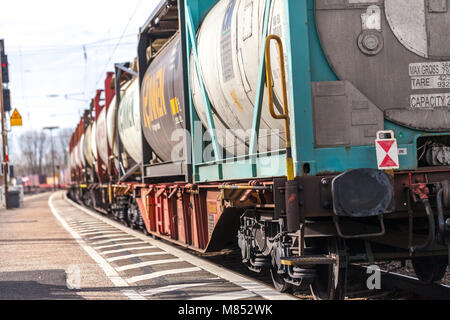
[0,192,295,300]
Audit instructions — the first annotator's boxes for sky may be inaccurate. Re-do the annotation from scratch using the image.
[0,0,159,158]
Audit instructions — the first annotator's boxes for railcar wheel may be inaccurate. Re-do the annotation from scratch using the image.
[270,266,291,293]
[412,256,448,284]
[310,264,345,300]
[270,240,292,293]
[310,239,346,300]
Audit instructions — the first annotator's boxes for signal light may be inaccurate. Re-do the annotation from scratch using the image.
[1,54,9,84]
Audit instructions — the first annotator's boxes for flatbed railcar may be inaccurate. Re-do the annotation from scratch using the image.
[68,0,450,299]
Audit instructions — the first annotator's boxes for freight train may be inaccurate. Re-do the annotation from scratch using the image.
[68,0,450,299]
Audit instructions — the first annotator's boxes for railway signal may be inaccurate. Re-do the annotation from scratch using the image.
[1,54,8,84]
[0,40,8,84]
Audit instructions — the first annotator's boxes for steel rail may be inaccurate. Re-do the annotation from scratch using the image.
[350,265,450,300]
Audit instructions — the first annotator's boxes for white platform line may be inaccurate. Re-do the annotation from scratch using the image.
[48,193,146,300]
[89,233,128,240]
[72,222,108,228]
[79,229,119,236]
[72,226,115,232]
[141,282,214,297]
[106,251,169,262]
[127,267,202,284]
[91,237,137,245]
[70,226,96,231]
[101,246,157,255]
[73,220,107,225]
[190,290,257,300]
[65,194,297,300]
[74,228,117,234]
[116,258,183,272]
[94,241,146,250]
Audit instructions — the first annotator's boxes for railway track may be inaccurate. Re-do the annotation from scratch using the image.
[54,192,449,300]
[346,265,450,300]
[200,248,450,300]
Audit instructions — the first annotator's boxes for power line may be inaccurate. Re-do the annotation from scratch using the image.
[94,0,143,88]
[7,34,137,55]
[7,41,137,57]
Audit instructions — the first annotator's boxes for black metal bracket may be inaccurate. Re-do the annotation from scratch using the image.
[333,215,386,239]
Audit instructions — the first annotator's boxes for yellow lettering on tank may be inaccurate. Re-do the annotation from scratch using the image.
[170,98,176,115]
[156,69,163,118]
[142,73,152,129]
[151,72,158,121]
[157,68,167,118]
[162,68,167,116]
[175,97,180,115]
[148,73,154,126]
[142,66,169,126]
[145,75,153,128]
[148,73,154,122]
[170,97,180,115]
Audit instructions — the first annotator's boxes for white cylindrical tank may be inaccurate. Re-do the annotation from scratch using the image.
[190,0,288,155]
[91,121,98,162]
[96,107,108,167]
[79,134,85,168]
[118,79,143,165]
[69,148,74,170]
[83,124,94,167]
[74,140,81,169]
[106,95,119,171]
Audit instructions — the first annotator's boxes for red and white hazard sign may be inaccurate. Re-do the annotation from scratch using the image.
[375,131,399,170]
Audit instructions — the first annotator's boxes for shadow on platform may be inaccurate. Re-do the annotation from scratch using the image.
[0,269,83,300]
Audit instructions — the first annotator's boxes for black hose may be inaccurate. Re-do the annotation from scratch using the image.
[412,199,436,252]
[436,189,446,244]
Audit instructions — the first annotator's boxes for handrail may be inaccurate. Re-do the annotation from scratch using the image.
[264,35,294,181]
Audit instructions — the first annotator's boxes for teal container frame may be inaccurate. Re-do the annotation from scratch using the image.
[182,0,450,183]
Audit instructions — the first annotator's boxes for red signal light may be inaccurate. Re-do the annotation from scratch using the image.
[1,63,5,68]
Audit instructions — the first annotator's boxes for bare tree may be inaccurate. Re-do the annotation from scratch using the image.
[13,127,75,177]
[17,130,48,175]
[57,128,73,167]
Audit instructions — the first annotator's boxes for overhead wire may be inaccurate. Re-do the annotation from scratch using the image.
[6,34,136,55]
[94,0,143,89]
[7,0,145,131]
